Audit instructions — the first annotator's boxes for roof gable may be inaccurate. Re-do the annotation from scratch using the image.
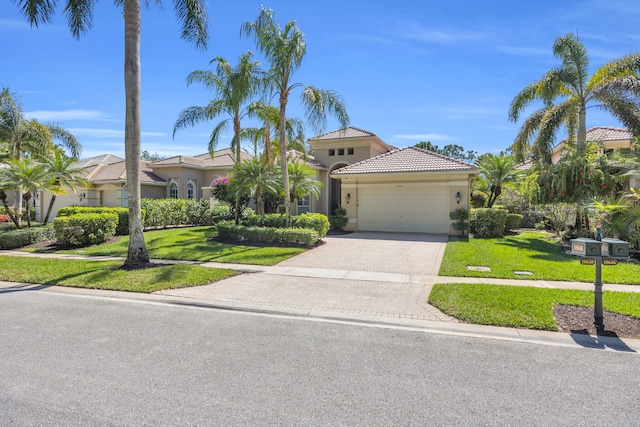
[332,146,477,175]
[309,126,377,141]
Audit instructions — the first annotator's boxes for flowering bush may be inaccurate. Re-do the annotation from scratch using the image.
[0,214,10,223]
[211,176,231,201]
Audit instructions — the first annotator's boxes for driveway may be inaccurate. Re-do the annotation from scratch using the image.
[158,231,454,322]
[278,232,448,276]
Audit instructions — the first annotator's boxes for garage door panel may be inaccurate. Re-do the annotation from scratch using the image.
[357,186,450,233]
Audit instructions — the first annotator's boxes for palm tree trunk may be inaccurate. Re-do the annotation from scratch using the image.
[123,0,150,268]
[233,115,241,224]
[23,194,32,227]
[1,198,20,229]
[577,103,587,154]
[278,92,291,227]
[43,194,56,225]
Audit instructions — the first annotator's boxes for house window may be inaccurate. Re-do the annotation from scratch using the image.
[329,149,335,156]
[604,148,614,156]
[347,147,354,155]
[187,181,195,199]
[169,182,178,199]
[338,148,345,155]
[297,195,310,214]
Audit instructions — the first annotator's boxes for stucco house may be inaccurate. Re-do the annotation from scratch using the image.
[14,126,478,234]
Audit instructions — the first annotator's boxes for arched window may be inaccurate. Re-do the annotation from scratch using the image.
[187,181,195,199]
[169,182,178,199]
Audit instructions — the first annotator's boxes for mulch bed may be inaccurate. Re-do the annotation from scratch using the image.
[553,304,640,339]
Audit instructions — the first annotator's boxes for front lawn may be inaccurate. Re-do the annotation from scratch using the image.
[0,255,238,293]
[29,226,306,266]
[439,231,640,284]
[429,283,640,330]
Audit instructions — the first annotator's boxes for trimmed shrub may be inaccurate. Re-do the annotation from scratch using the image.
[0,225,56,249]
[243,213,330,238]
[470,208,508,238]
[449,208,470,235]
[54,213,118,247]
[471,191,487,209]
[217,222,319,246]
[57,206,130,235]
[141,198,212,228]
[329,207,348,231]
[505,213,523,231]
[211,204,234,223]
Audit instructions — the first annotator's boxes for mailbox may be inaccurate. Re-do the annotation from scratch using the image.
[570,238,602,257]
[601,238,630,258]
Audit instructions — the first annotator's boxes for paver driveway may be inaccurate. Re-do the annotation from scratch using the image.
[159,231,454,322]
[278,231,448,276]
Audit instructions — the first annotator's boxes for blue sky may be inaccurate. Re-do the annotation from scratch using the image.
[3,0,640,159]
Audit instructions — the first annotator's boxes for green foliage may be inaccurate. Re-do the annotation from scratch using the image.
[505,213,523,231]
[217,222,319,246]
[57,206,130,235]
[140,198,210,228]
[542,203,577,234]
[329,206,348,231]
[439,231,640,283]
[414,141,477,162]
[470,208,508,238]
[243,212,330,238]
[210,204,235,223]
[534,221,547,230]
[430,283,640,330]
[477,153,520,208]
[0,224,56,249]
[449,208,470,235]
[470,190,487,208]
[0,256,237,293]
[54,213,118,247]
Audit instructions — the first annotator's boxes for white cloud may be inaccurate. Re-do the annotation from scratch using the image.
[25,109,108,121]
[393,133,456,141]
[399,22,487,45]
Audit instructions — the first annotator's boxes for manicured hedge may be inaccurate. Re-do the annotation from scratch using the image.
[470,208,508,238]
[505,213,524,231]
[0,225,56,249]
[243,213,330,238]
[57,206,130,236]
[217,222,319,247]
[54,213,118,247]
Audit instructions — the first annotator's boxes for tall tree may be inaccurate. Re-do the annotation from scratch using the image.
[13,0,209,268]
[415,141,477,162]
[40,149,90,224]
[477,153,519,208]
[509,33,640,163]
[0,87,80,227]
[242,6,349,226]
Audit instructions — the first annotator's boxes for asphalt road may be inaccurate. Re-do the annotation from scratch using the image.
[1,288,639,426]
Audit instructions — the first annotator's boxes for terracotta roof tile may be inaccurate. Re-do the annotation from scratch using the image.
[332,146,477,175]
[309,126,377,141]
[151,148,251,168]
[287,150,327,169]
[586,126,633,142]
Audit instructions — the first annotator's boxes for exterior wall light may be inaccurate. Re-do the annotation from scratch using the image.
[455,191,461,204]
[346,193,351,204]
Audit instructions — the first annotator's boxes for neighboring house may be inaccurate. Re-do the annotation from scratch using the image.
[11,127,479,234]
[520,126,640,189]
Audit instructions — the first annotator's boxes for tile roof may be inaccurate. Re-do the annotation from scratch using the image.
[287,150,327,170]
[75,154,125,169]
[309,126,377,141]
[586,126,633,142]
[86,160,165,184]
[150,148,251,168]
[332,146,478,175]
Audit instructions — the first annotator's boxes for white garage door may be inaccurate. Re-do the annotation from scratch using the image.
[357,186,450,233]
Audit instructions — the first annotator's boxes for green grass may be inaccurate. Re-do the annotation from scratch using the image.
[28,226,306,266]
[0,255,238,293]
[429,283,640,330]
[439,231,640,284]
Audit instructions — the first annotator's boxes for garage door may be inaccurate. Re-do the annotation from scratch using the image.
[357,186,450,233]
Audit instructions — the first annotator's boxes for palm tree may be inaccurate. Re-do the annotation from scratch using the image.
[242,6,349,226]
[0,158,49,228]
[509,33,640,163]
[286,160,322,214]
[40,149,90,224]
[0,87,80,227]
[228,158,279,216]
[13,0,208,268]
[477,154,519,208]
[173,52,262,163]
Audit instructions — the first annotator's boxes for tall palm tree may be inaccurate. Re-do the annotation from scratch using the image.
[0,87,80,227]
[13,0,208,268]
[0,158,49,228]
[477,154,519,208]
[40,149,90,224]
[173,52,262,163]
[242,6,349,226]
[509,33,640,163]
